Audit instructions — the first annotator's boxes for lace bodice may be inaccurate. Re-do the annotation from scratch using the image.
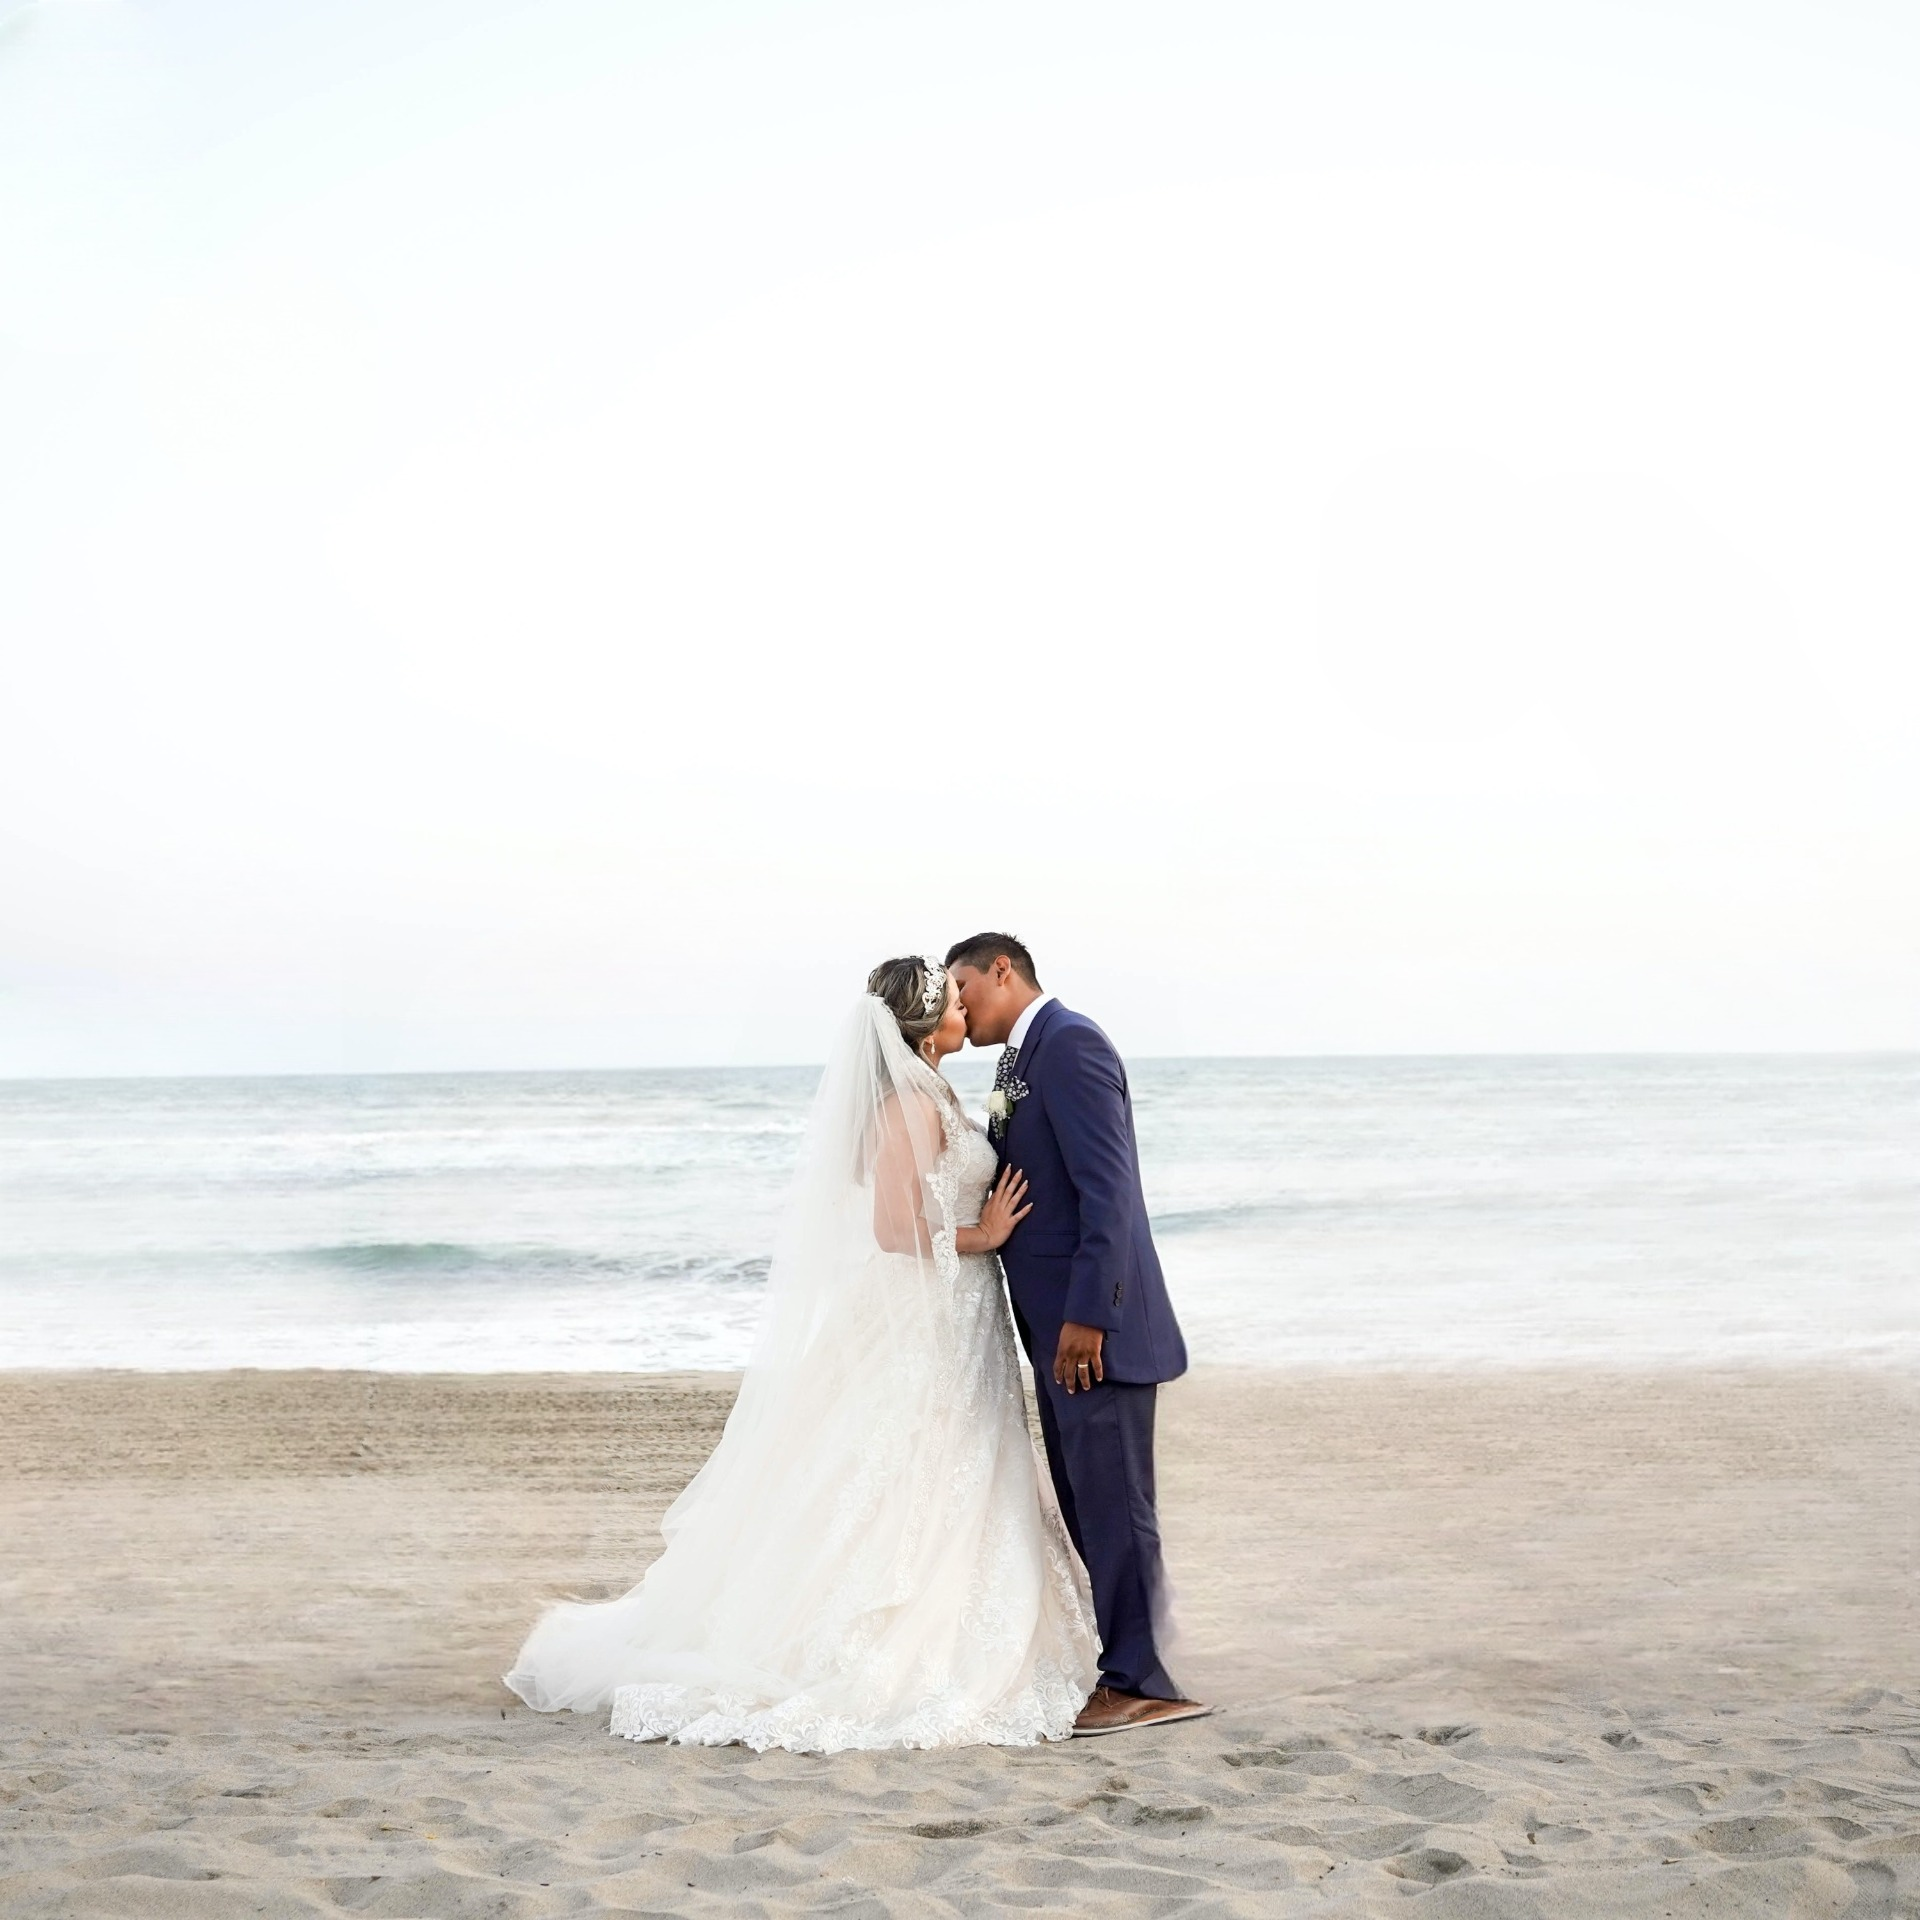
[904,1057,1001,1248]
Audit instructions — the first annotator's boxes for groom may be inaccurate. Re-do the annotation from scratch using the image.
[945,934,1209,1735]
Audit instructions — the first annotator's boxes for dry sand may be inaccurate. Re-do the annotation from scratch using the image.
[2,1365,1916,1916]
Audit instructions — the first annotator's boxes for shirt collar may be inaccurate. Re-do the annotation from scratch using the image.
[1005,993,1054,1057]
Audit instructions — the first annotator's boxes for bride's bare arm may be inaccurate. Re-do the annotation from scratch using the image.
[870,1090,943,1255]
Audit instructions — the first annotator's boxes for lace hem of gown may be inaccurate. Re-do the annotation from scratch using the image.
[608,1654,1089,1752]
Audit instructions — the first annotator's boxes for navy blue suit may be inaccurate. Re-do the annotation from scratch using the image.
[995,999,1187,1700]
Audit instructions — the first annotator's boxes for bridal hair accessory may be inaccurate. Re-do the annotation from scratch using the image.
[920,958,947,1016]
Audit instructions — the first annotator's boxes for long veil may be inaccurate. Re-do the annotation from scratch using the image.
[733,991,961,1394]
[503,994,1094,1747]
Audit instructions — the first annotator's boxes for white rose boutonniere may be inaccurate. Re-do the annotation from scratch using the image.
[986,1078,1028,1140]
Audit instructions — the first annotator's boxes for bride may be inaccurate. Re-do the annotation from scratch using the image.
[503,955,1100,1751]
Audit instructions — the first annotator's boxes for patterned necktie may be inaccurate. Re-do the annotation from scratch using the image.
[991,1043,1019,1140]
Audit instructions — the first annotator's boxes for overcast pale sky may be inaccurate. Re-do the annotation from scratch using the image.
[4,0,1917,1074]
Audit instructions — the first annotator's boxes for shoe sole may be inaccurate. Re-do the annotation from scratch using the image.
[1072,1702,1216,1737]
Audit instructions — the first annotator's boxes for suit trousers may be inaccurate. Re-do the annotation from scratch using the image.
[1031,1370,1180,1702]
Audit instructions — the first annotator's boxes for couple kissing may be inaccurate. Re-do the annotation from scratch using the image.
[506,933,1206,1750]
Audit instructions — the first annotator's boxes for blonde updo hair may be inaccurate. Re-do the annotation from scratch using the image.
[867,955,947,1055]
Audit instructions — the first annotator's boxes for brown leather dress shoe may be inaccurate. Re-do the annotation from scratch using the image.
[1071,1685,1215,1736]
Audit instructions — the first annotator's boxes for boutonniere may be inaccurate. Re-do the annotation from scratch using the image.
[986,1078,1029,1139]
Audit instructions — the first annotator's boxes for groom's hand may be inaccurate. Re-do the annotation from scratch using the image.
[1054,1322,1105,1394]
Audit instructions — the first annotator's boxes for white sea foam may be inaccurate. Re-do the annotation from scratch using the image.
[1,1056,1914,1371]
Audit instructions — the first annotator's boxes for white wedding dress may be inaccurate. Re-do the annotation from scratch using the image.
[504,997,1099,1752]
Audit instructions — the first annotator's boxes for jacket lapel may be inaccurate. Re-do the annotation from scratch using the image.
[995,1001,1064,1156]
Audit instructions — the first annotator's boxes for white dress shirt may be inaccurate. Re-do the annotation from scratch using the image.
[1004,993,1054,1059]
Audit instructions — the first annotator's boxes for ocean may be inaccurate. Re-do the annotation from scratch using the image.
[1,1055,1913,1373]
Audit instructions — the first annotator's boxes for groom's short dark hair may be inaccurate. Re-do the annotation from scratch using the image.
[944,932,1041,988]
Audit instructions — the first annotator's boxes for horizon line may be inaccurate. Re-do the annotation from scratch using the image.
[3,1045,1916,1088]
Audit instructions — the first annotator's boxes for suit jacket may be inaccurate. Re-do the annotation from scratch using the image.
[994,999,1188,1385]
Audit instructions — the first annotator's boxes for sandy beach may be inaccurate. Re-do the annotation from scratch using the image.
[3,1365,1916,1915]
